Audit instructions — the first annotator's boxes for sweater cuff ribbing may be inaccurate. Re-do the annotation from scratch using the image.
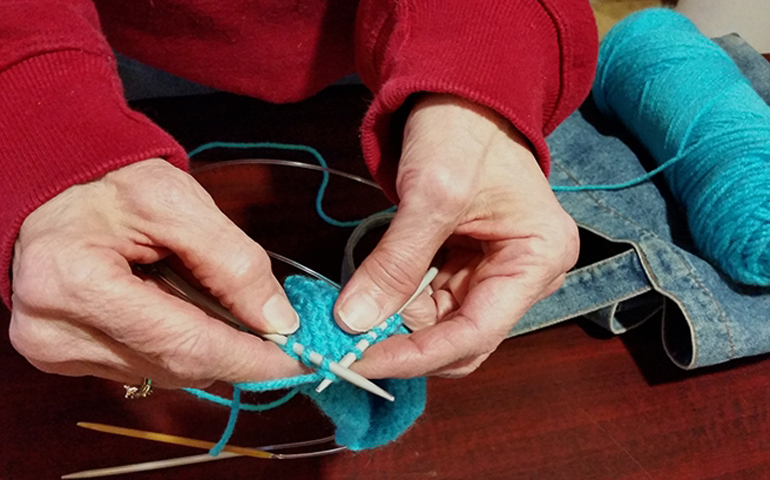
[357,0,598,202]
[0,50,188,307]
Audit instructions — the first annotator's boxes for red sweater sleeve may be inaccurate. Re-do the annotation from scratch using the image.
[355,0,598,201]
[0,2,187,307]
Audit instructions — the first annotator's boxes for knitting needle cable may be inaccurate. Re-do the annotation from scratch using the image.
[192,158,382,190]
[265,250,339,289]
[62,423,344,479]
[315,266,438,393]
[139,261,394,402]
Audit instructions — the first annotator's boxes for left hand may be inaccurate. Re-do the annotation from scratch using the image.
[333,94,579,378]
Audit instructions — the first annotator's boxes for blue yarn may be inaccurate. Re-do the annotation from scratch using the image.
[186,276,426,451]
[559,9,770,286]
[183,387,299,413]
[209,386,241,456]
[188,141,396,227]
[274,276,426,450]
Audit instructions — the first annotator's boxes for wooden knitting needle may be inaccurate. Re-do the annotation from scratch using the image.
[141,262,395,402]
[74,422,273,458]
[62,423,344,478]
[315,266,439,393]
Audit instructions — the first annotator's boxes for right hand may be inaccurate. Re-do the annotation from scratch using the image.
[9,158,303,389]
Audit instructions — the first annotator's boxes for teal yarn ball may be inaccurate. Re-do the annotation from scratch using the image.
[593,9,770,286]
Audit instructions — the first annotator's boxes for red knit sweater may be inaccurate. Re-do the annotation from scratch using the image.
[0,0,598,306]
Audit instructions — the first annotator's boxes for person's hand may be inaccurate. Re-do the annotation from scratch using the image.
[9,159,303,389]
[334,94,579,378]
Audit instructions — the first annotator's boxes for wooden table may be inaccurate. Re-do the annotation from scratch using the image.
[3,86,770,480]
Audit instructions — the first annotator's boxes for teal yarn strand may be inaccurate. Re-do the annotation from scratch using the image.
[209,386,241,456]
[581,9,770,286]
[188,141,396,227]
[182,387,299,412]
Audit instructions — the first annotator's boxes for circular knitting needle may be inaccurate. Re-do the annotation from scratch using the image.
[315,266,439,394]
[62,423,344,479]
[140,262,395,402]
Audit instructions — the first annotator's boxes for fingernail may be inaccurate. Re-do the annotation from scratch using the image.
[337,294,381,333]
[263,294,300,334]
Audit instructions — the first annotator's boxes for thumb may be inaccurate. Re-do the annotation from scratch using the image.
[132,175,299,335]
[334,202,450,333]
[168,217,299,335]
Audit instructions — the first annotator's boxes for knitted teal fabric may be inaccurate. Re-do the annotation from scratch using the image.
[187,275,427,452]
[281,276,426,450]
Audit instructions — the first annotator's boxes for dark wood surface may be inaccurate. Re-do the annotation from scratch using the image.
[3,85,770,480]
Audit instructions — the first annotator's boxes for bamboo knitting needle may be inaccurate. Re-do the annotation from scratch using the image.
[315,266,439,393]
[141,262,395,402]
[74,422,273,458]
[62,423,344,479]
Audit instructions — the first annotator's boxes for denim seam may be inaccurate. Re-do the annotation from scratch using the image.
[658,299,691,368]
[577,222,733,366]
[596,301,665,335]
[657,241,734,365]
[568,248,639,276]
[552,154,734,362]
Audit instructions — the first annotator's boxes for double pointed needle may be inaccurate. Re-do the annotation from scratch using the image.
[141,262,394,402]
[316,267,438,393]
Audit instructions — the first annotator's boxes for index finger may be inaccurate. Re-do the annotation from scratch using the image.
[83,268,304,385]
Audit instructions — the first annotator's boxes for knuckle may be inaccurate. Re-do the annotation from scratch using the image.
[366,251,419,297]
[205,242,271,300]
[12,240,59,309]
[431,169,473,212]
[225,244,270,280]
[13,238,113,312]
[401,166,473,219]
[454,314,499,356]
[9,314,70,365]
[525,212,580,274]
[128,168,215,222]
[437,364,480,379]
[149,174,199,210]
[157,330,215,383]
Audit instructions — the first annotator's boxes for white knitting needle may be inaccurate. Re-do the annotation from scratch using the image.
[62,453,241,479]
[142,262,395,402]
[315,266,438,394]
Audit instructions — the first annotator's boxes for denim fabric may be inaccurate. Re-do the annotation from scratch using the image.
[518,34,770,369]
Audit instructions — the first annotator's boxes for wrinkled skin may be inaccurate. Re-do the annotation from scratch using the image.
[336,94,579,379]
